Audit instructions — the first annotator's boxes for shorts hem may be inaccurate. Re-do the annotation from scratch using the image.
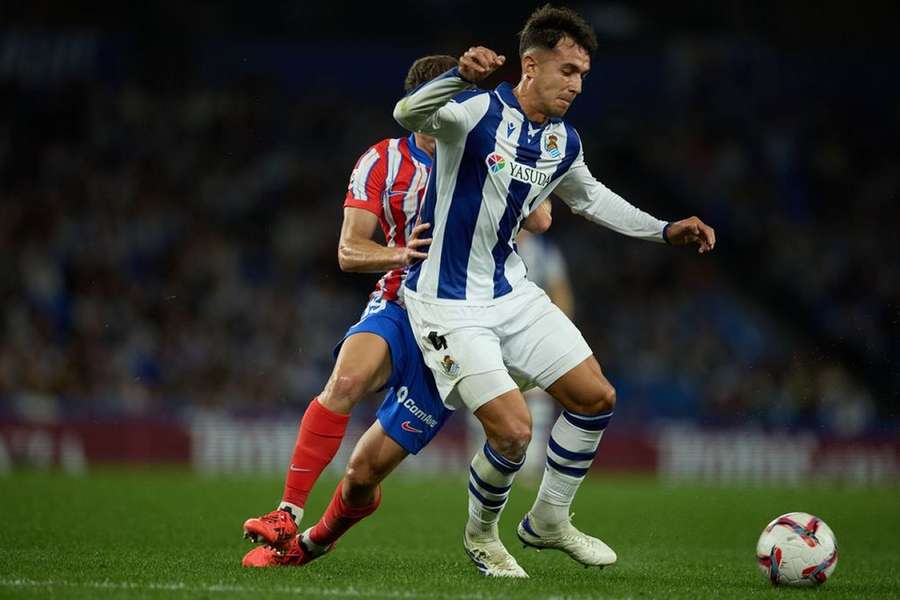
[376,414,420,455]
[535,344,593,391]
[451,369,518,413]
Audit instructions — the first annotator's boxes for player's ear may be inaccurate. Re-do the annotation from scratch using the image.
[522,53,537,79]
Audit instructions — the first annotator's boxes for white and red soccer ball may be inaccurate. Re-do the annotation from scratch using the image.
[756,512,838,587]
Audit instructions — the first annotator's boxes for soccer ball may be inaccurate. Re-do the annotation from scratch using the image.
[756,512,838,587]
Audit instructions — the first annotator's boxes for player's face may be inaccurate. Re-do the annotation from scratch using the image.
[529,37,591,118]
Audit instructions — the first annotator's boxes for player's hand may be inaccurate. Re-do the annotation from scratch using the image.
[402,217,431,265]
[459,46,506,82]
[664,216,716,254]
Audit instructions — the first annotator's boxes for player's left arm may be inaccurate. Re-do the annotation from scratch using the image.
[661,216,716,254]
[393,71,473,140]
[555,161,715,253]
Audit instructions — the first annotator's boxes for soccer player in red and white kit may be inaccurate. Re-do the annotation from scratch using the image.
[240,55,552,567]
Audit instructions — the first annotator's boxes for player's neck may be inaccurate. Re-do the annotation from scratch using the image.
[512,81,549,126]
[413,133,435,159]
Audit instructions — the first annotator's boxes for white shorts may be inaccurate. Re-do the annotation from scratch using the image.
[404,281,593,411]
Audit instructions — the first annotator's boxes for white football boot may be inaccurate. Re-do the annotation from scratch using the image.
[517,513,617,567]
[463,530,529,578]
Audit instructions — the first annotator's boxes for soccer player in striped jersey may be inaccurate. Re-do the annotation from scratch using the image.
[394,6,715,577]
[241,54,552,568]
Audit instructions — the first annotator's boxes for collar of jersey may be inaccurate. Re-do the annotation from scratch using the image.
[406,134,433,167]
[494,82,563,126]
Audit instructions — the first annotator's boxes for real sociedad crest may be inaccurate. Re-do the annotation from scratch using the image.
[441,354,461,378]
[545,134,561,158]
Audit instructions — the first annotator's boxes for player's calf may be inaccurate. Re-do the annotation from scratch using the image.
[343,457,386,507]
[305,480,382,548]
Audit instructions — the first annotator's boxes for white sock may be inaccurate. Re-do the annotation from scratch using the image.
[466,442,523,539]
[278,501,305,527]
[529,409,612,531]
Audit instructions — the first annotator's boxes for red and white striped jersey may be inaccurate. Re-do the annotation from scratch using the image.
[344,133,432,303]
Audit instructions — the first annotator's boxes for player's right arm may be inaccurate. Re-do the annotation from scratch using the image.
[393,47,504,139]
[337,209,430,273]
[338,143,431,273]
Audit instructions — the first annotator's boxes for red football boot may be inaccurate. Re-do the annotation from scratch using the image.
[241,533,333,568]
[242,509,297,548]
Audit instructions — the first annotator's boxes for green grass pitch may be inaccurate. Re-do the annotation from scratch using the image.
[1,469,898,598]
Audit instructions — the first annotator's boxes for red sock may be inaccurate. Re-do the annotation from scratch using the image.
[308,481,381,547]
[281,397,350,508]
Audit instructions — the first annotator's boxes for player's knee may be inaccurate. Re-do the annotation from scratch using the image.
[322,371,369,408]
[490,422,532,462]
[592,382,617,414]
[571,381,616,415]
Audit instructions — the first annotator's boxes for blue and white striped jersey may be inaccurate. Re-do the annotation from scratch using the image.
[394,67,667,305]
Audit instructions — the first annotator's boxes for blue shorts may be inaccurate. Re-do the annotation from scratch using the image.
[334,298,454,454]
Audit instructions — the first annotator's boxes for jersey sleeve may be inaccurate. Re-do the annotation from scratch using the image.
[343,143,388,217]
[555,150,668,243]
[393,67,479,141]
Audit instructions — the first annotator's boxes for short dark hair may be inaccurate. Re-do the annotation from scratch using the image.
[518,4,598,57]
[404,55,459,92]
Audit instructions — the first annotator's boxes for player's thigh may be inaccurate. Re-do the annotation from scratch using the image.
[545,355,616,415]
[501,291,592,392]
[344,421,409,492]
[321,332,393,404]
[375,346,454,456]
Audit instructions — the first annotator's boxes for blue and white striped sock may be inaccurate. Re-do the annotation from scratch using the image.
[529,410,613,531]
[466,442,524,538]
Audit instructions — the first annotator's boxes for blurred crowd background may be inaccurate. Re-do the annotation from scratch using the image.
[1,1,898,437]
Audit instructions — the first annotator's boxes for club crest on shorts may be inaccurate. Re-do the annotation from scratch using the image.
[441,355,461,378]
